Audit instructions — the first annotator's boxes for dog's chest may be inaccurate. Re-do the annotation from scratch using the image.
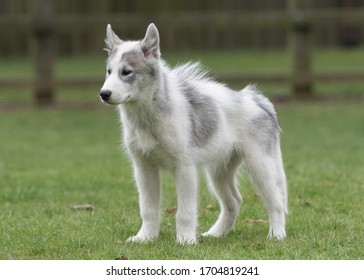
[126,126,177,166]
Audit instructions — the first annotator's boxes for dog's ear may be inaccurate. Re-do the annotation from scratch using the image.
[141,23,160,60]
[104,24,123,55]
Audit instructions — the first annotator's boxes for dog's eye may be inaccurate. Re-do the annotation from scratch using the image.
[107,69,111,75]
[121,69,133,77]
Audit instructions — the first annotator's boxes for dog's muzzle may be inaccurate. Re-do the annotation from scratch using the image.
[99,90,112,101]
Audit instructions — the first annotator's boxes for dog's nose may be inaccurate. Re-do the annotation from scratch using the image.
[99,90,112,101]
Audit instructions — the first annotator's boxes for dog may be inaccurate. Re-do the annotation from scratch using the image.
[99,23,288,244]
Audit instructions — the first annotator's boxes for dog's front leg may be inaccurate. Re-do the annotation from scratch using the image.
[172,164,198,244]
[128,156,161,243]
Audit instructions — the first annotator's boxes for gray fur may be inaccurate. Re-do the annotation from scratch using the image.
[121,51,143,67]
[119,67,136,83]
[251,94,280,153]
[122,50,156,77]
[181,83,219,147]
[253,93,279,130]
[251,115,279,153]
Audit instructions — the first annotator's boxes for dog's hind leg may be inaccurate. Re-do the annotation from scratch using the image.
[202,153,243,237]
[244,146,287,240]
[275,144,288,215]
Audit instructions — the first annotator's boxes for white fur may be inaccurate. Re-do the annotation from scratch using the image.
[100,23,288,244]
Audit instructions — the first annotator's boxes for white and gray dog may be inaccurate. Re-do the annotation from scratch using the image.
[100,23,288,244]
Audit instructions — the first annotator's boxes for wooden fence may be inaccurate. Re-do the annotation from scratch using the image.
[0,0,364,105]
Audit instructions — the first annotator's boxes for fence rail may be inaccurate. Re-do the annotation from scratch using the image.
[2,71,364,89]
[1,2,364,105]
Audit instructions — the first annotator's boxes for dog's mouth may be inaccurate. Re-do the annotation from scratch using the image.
[99,90,132,105]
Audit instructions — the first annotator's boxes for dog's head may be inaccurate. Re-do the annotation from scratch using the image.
[99,23,161,105]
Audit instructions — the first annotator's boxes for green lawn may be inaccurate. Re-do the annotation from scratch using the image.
[0,102,363,259]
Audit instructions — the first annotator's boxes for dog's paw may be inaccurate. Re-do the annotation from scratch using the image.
[177,239,197,245]
[201,228,228,238]
[126,235,156,243]
[267,228,286,240]
[177,235,197,245]
[201,231,219,238]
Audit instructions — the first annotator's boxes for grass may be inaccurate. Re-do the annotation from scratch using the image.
[0,102,363,260]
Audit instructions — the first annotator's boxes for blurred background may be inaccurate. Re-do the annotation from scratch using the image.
[0,0,364,106]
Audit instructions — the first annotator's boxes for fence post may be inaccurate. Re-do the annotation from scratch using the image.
[288,0,313,98]
[32,0,55,106]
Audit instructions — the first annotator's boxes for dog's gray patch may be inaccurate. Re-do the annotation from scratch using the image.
[121,50,156,77]
[122,51,143,67]
[253,94,279,129]
[251,115,279,153]
[119,67,136,83]
[251,94,280,153]
[182,83,219,147]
